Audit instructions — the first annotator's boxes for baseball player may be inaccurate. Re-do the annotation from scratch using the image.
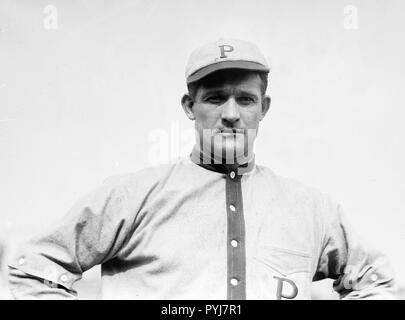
[8,39,396,299]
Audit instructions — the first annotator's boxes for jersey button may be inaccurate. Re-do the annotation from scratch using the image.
[230,278,238,286]
[231,240,238,247]
[60,274,68,283]
[230,171,236,179]
[229,204,236,212]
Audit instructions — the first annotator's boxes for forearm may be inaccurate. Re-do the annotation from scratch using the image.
[315,198,397,300]
[334,257,397,300]
[8,267,77,300]
[341,286,397,300]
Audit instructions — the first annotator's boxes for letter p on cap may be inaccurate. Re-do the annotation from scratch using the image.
[219,44,234,58]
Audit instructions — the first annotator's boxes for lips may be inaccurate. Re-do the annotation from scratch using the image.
[219,128,245,134]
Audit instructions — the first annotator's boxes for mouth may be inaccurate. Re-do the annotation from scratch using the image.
[217,128,245,135]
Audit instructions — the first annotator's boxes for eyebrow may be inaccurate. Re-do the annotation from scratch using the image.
[201,89,259,98]
[201,89,226,96]
[236,90,259,98]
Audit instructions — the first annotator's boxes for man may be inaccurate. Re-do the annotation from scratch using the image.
[8,39,396,299]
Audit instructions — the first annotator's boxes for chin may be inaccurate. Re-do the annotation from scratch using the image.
[222,145,247,162]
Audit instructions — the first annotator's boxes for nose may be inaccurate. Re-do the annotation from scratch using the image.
[221,97,240,125]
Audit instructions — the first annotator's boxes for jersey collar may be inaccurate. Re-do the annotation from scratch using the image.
[189,145,256,175]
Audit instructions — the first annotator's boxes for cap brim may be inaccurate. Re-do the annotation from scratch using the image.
[187,60,269,84]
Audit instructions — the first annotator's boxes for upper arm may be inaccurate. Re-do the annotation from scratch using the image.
[7,178,138,298]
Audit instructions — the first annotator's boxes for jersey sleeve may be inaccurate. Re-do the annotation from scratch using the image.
[7,177,137,299]
[314,198,397,299]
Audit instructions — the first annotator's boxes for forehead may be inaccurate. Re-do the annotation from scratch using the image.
[197,69,262,93]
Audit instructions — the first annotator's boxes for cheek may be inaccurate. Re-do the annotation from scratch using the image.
[241,108,261,128]
[194,107,220,129]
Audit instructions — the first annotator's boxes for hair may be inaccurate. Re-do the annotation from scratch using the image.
[187,68,269,100]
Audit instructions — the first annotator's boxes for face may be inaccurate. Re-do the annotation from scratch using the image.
[182,69,270,164]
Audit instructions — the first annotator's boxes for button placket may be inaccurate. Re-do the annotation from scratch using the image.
[226,172,246,300]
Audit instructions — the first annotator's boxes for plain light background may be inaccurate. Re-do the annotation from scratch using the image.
[1,0,404,298]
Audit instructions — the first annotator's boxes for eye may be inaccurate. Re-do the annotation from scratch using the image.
[238,96,255,104]
[205,95,226,104]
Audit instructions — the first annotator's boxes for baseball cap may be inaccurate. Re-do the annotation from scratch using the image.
[185,38,270,84]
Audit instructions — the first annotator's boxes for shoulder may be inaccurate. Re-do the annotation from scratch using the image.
[255,165,320,195]
[103,163,175,186]
[101,157,191,195]
[255,164,339,211]
[72,161,183,212]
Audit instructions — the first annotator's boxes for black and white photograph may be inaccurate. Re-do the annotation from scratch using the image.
[0,0,404,301]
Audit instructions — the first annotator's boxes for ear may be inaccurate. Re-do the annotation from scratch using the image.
[259,95,271,121]
[181,94,195,120]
